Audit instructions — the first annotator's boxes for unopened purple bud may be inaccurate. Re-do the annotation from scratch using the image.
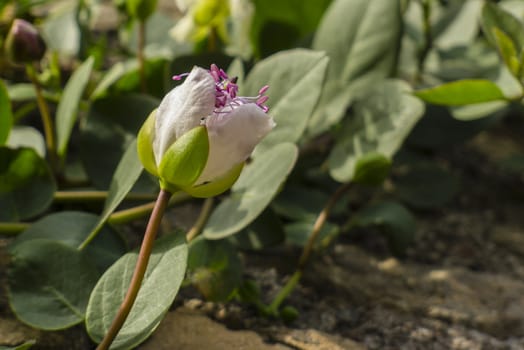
[5,19,46,64]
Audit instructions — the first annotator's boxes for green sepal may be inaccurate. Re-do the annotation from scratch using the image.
[158,125,209,191]
[136,109,158,177]
[184,162,243,198]
[353,152,391,186]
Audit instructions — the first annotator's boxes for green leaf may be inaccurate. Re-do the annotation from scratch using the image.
[415,79,507,106]
[158,126,209,191]
[394,163,459,209]
[0,147,56,221]
[12,211,126,272]
[56,56,94,157]
[204,143,298,239]
[86,232,187,350]
[229,208,285,250]
[352,200,416,255]
[8,240,99,330]
[450,101,508,121]
[492,28,520,77]
[328,80,424,183]
[308,0,402,134]
[91,60,138,99]
[90,138,145,237]
[481,2,524,55]
[250,0,332,58]
[187,237,242,301]
[80,94,159,190]
[0,79,13,145]
[6,127,45,157]
[243,49,328,152]
[42,1,80,56]
[433,0,482,50]
[7,83,36,101]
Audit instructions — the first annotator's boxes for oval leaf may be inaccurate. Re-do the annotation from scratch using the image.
[6,126,46,157]
[86,233,188,350]
[243,49,328,151]
[12,211,125,272]
[0,147,56,221]
[204,142,298,239]
[308,0,402,133]
[329,80,424,183]
[8,240,99,330]
[415,79,507,106]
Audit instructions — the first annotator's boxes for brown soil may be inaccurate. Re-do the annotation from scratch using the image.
[3,122,524,350]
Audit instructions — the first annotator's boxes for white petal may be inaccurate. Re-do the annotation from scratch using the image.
[196,104,275,183]
[153,66,215,165]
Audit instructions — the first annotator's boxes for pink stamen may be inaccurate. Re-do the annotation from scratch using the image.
[259,85,269,95]
[256,95,269,105]
[171,64,269,115]
[172,73,189,81]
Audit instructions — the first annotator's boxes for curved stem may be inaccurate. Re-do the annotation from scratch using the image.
[96,189,172,350]
[26,63,58,172]
[186,197,214,242]
[53,190,157,203]
[0,192,191,236]
[267,183,352,314]
[0,223,29,235]
[298,183,351,269]
[267,270,302,314]
[108,192,189,225]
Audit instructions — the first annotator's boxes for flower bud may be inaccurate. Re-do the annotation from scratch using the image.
[126,0,158,21]
[5,19,46,64]
[137,64,275,197]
